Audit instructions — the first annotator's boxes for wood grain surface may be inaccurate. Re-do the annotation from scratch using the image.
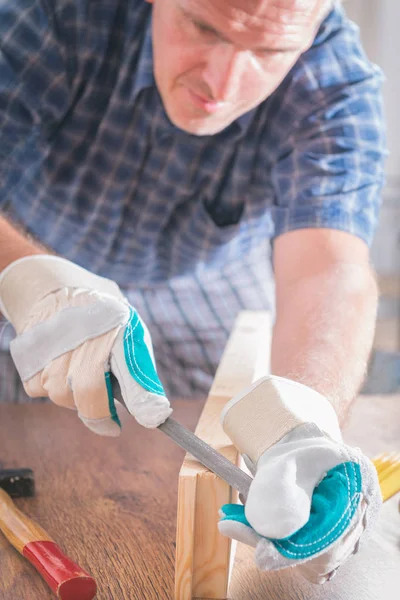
[0,394,399,600]
[0,400,203,600]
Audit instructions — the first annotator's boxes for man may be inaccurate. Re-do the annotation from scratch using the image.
[0,0,387,587]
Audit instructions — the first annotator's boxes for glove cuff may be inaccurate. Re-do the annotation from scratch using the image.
[0,255,124,330]
[220,376,342,464]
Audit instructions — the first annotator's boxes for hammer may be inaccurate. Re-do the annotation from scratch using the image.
[0,468,97,600]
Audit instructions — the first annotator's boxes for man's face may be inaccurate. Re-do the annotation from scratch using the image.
[147,0,328,135]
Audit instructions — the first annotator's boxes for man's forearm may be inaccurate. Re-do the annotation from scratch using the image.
[271,264,378,423]
[0,215,48,271]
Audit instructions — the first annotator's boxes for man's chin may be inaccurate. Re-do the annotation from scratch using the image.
[166,107,233,137]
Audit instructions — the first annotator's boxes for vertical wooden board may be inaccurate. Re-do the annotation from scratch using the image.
[175,474,198,600]
[209,311,271,401]
[191,472,233,598]
[176,456,238,600]
[175,311,271,600]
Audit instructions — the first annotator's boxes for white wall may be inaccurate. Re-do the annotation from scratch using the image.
[344,1,400,274]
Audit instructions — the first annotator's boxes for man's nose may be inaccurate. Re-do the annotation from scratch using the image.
[202,44,246,102]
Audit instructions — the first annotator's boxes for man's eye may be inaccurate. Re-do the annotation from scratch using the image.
[197,23,211,33]
[192,20,216,37]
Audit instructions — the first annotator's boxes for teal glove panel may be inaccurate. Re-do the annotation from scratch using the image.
[220,461,362,560]
[123,308,166,396]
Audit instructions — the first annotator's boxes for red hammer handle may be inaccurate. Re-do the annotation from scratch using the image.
[0,488,97,599]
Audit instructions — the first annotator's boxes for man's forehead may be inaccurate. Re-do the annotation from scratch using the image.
[185,0,322,25]
[182,0,324,49]
[219,0,320,16]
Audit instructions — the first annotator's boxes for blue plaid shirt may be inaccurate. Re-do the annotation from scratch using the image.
[0,0,386,289]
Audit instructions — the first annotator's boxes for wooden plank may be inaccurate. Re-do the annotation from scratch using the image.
[175,474,197,597]
[175,311,271,600]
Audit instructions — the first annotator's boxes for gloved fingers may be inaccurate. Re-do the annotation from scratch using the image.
[218,504,309,572]
[218,504,261,548]
[254,537,298,572]
[245,426,348,539]
[219,462,368,577]
[219,516,316,574]
[110,309,172,428]
[296,522,360,582]
[23,371,47,398]
[23,353,75,408]
[40,353,75,408]
[296,450,382,583]
[246,458,312,539]
[249,460,365,575]
[294,494,368,583]
[254,501,367,578]
[245,457,381,582]
[78,411,121,437]
[68,330,122,437]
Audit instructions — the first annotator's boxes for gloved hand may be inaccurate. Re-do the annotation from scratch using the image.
[218,376,381,584]
[0,255,172,435]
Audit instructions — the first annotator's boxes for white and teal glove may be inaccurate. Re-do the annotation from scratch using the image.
[218,376,381,584]
[0,255,172,435]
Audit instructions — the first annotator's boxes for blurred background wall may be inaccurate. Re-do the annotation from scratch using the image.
[345,0,400,275]
[344,1,400,391]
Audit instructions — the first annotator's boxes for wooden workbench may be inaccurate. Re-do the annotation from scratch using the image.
[0,394,399,599]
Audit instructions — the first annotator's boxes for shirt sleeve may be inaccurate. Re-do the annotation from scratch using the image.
[271,6,387,247]
[0,0,70,198]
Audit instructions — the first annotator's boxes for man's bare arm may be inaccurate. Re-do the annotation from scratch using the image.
[271,228,378,423]
[0,215,48,271]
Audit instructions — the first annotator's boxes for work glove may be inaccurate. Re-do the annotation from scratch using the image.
[218,376,381,584]
[0,255,172,435]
